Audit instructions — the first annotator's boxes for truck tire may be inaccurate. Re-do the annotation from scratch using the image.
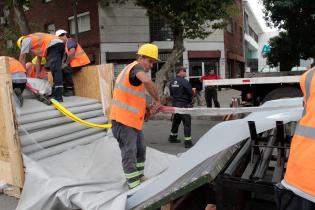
[262,87,302,103]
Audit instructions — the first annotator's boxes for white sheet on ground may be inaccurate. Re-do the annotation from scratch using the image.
[16,98,303,210]
[16,133,177,210]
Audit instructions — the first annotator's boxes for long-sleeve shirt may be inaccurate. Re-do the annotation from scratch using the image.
[170,76,193,106]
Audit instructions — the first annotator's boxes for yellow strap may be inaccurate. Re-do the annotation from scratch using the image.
[50,99,112,129]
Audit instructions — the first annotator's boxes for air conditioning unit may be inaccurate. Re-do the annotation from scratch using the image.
[0,17,5,25]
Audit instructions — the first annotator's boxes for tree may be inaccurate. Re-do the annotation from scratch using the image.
[266,32,300,71]
[101,0,238,95]
[5,0,31,34]
[263,0,315,67]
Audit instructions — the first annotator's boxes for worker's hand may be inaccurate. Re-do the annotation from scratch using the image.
[150,100,161,115]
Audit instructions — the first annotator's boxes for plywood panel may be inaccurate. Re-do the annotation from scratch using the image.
[97,64,114,116]
[0,56,24,189]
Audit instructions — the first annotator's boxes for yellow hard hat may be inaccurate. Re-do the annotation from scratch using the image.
[17,36,25,49]
[137,43,159,60]
[32,56,46,65]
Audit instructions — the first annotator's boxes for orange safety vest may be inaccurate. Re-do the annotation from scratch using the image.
[282,67,315,202]
[26,33,60,57]
[65,38,90,67]
[8,57,26,73]
[28,64,47,79]
[110,61,146,130]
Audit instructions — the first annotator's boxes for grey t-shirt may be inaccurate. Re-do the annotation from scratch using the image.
[129,64,145,86]
[20,37,63,55]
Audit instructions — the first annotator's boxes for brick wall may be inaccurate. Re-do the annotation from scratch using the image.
[224,0,245,77]
[25,0,101,64]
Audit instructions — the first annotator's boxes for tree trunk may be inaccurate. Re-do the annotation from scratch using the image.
[12,0,30,34]
[155,27,185,96]
[73,0,79,41]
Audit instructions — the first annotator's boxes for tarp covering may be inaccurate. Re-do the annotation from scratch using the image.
[15,95,303,210]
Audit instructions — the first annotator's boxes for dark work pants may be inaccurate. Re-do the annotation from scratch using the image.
[205,87,220,108]
[62,66,81,89]
[171,113,192,138]
[47,43,64,87]
[12,82,26,93]
[275,184,315,210]
[111,120,146,188]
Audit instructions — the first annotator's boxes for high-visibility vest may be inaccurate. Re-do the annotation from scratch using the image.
[28,64,47,79]
[8,57,26,73]
[282,67,315,202]
[110,61,146,130]
[26,33,60,57]
[65,38,90,67]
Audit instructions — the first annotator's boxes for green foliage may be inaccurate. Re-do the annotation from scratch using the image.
[135,0,237,39]
[263,0,315,63]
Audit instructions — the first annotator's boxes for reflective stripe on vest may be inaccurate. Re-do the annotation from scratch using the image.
[27,33,59,57]
[294,124,315,139]
[282,180,315,203]
[65,39,90,67]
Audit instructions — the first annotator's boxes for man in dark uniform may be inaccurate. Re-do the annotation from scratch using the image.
[168,66,194,148]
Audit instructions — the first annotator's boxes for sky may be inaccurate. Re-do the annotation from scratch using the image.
[248,0,277,32]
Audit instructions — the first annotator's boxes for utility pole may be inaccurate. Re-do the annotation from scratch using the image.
[72,0,79,41]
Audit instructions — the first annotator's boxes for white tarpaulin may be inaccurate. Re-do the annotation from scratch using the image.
[15,97,303,210]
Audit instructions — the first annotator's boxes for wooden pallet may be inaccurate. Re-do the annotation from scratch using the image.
[0,56,114,198]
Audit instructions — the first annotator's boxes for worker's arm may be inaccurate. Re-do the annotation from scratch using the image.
[65,48,76,65]
[136,71,160,105]
[183,80,193,98]
[19,53,27,68]
[35,56,42,77]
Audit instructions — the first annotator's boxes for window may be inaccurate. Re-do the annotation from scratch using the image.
[6,40,13,48]
[68,12,91,34]
[149,15,173,41]
[226,20,234,34]
[46,23,55,34]
[244,13,249,34]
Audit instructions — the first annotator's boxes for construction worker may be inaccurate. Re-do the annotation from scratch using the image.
[26,57,47,79]
[168,67,194,148]
[110,43,161,189]
[17,32,65,102]
[55,29,90,96]
[275,66,315,210]
[8,57,27,107]
[200,69,221,108]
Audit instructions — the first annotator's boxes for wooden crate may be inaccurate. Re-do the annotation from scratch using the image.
[0,56,114,197]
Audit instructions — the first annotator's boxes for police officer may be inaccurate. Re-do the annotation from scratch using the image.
[168,66,194,148]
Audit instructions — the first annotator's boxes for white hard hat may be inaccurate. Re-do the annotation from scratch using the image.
[55,29,68,37]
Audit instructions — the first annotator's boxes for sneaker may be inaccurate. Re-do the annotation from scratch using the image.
[184,140,194,148]
[14,88,23,107]
[168,135,181,143]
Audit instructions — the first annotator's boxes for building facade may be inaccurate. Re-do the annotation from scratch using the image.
[25,0,101,64]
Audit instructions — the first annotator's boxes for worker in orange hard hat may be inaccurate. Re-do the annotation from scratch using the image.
[110,43,161,189]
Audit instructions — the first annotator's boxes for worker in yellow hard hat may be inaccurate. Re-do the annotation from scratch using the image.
[25,57,47,79]
[109,43,161,189]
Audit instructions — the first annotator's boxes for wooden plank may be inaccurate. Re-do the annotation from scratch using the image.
[0,56,24,189]
[3,185,21,198]
[97,64,114,116]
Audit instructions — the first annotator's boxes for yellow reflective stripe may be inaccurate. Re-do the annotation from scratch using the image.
[185,137,192,141]
[125,171,140,179]
[138,170,144,175]
[112,100,139,114]
[128,179,140,188]
[136,162,145,167]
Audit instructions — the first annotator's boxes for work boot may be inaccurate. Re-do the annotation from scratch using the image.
[184,140,194,148]
[14,88,24,107]
[168,135,181,143]
[51,87,63,102]
[63,87,75,97]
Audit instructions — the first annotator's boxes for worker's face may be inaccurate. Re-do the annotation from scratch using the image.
[178,69,187,77]
[139,56,157,71]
